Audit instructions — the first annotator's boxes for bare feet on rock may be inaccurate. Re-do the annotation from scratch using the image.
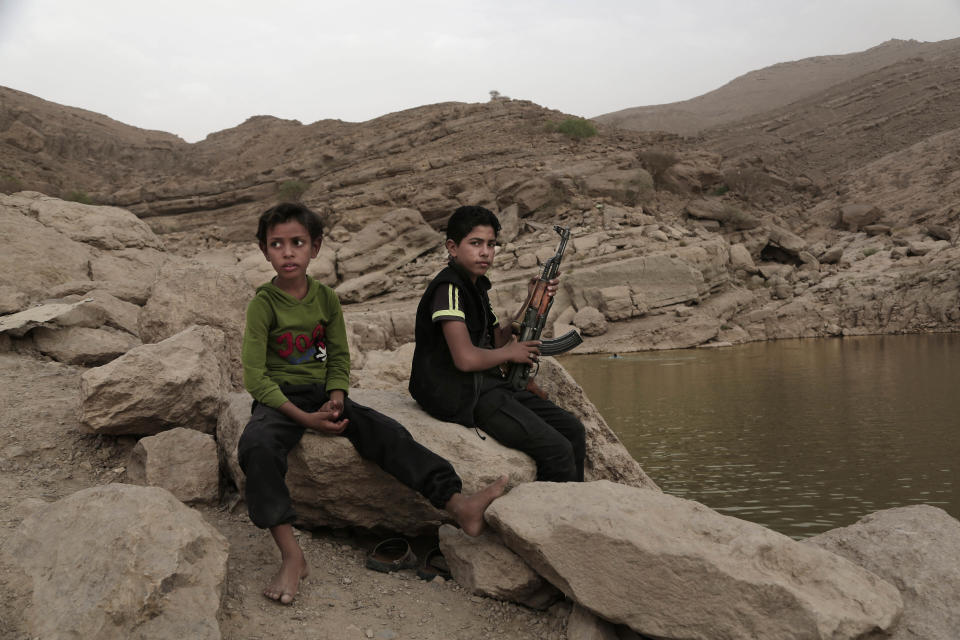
[264,548,309,605]
[446,475,509,536]
[266,524,310,605]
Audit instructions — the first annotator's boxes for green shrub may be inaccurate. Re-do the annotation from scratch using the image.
[862,247,879,257]
[711,185,730,196]
[64,190,94,204]
[0,174,23,194]
[277,179,309,203]
[547,117,597,140]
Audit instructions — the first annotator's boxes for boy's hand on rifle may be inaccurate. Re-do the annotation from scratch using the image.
[527,275,561,299]
[503,336,541,364]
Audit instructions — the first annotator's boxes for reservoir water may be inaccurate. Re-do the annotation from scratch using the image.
[558,334,960,539]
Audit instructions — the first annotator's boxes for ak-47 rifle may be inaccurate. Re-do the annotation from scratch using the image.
[506,225,582,391]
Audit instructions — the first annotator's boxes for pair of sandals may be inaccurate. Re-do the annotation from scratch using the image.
[365,537,451,581]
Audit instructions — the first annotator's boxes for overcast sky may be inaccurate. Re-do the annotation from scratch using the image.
[1,0,958,142]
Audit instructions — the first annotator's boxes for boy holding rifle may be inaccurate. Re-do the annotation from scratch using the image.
[409,206,585,482]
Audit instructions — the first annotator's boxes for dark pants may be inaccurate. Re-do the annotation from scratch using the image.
[238,383,462,529]
[475,379,585,483]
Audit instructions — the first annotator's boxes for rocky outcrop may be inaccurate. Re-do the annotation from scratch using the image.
[127,428,220,504]
[80,325,226,435]
[808,505,960,640]
[4,483,228,640]
[336,208,442,281]
[486,481,902,640]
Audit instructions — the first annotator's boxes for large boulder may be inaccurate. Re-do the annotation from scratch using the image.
[438,524,562,609]
[24,195,163,251]
[219,387,536,535]
[336,208,441,281]
[562,252,709,313]
[80,325,226,435]
[127,428,220,505]
[486,481,902,640]
[31,325,140,366]
[0,195,94,305]
[807,505,960,640]
[4,484,228,640]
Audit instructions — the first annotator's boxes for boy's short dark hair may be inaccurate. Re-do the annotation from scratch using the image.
[256,203,324,244]
[445,206,501,243]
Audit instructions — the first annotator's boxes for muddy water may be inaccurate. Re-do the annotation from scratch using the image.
[559,334,960,539]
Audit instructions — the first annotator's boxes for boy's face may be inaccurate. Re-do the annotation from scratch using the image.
[260,219,323,286]
[446,224,497,281]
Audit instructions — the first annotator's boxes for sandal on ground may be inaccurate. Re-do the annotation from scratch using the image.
[417,547,452,581]
[365,538,418,573]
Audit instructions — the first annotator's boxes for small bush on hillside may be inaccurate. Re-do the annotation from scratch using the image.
[277,179,309,203]
[624,170,655,206]
[723,166,769,199]
[0,174,23,194]
[546,117,597,140]
[64,190,94,204]
[637,148,679,190]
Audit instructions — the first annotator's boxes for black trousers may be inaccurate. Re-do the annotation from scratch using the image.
[238,383,462,529]
[475,378,586,483]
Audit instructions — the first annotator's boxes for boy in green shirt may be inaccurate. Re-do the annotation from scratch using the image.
[239,203,506,605]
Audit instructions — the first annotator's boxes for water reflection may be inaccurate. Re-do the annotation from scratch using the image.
[559,334,960,539]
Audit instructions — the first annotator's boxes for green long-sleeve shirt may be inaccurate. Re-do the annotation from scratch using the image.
[241,276,351,408]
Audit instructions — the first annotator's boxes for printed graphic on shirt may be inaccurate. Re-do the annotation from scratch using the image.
[275,322,327,364]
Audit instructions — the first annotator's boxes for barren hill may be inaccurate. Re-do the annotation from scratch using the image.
[595,38,960,136]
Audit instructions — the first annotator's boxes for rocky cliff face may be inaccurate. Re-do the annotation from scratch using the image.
[2,37,959,346]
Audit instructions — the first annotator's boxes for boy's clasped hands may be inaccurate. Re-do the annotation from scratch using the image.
[306,390,349,434]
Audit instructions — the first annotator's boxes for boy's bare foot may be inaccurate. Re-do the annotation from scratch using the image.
[265,524,309,605]
[263,548,309,605]
[446,475,509,536]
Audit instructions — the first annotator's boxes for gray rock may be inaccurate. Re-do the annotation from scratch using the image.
[25,196,163,250]
[138,259,248,384]
[728,243,757,273]
[841,203,882,231]
[335,270,395,304]
[807,505,960,640]
[567,603,619,640]
[60,289,142,336]
[486,481,902,640]
[0,197,94,304]
[80,325,226,435]
[820,246,844,264]
[4,484,228,640]
[127,428,220,504]
[438,525,561,609]
[597,285,635,321]
[573,306,608,336]
[0,300,90,338]
[31,325,140,366]
[767,224,807,256]
[498,204,521,243]
[925,224,953,242]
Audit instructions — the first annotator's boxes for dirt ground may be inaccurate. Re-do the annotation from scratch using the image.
[0,351,571,640]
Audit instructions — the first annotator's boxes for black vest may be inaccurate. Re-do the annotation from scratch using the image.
[409,263,494,426]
